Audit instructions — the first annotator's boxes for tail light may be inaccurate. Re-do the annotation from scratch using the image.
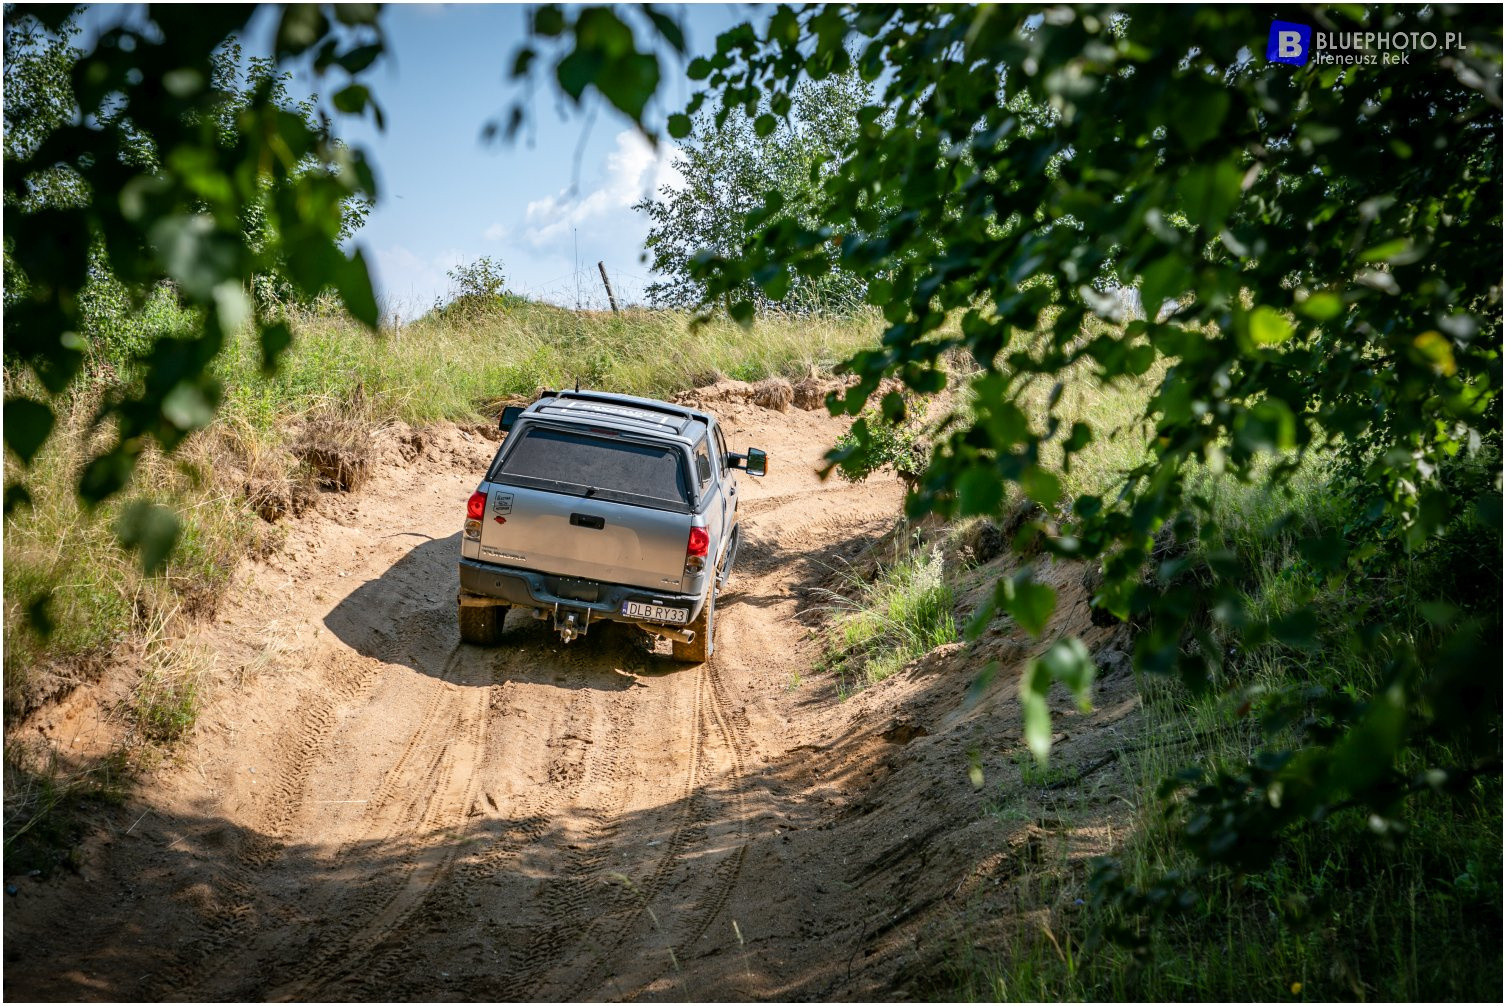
[465,491,486,540]
[685,526,709,573]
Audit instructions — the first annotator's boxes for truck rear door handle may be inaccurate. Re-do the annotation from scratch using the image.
[570,513,605,529]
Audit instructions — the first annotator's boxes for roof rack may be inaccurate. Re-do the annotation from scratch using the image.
[552,389,700,419]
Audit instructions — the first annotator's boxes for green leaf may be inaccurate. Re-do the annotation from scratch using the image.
[1234,399,1297,454]
[1269,610,1320,649]
[337,44,383,74]
[1022,674,1053,764]
[260,321,293,376]
[79,449,135,505]
[600,52,661,122]
[555,48,599,100]
[338,249,380,329]
[1165,81,1232,151]
[1177,160,1243,234]
[764,266,791,301]
[533,5,565,36]
[333,3,379,27]
[768,6,800,44]
[26,592,54,639]
[5,483,33,516]
[333,83,371,115]
[1410,331,1456,376]
[1037,637,1096,712]
[1249,306,1294,346]
[3,397,55,466]
[1330,685,1407,796]
[1297,292,1344,321]
[1140,255,1187,313]
[116,500,182,575]
[1358,238,1411,263]
[1417,601,1459,627]
[149,215,240,300]
[647,9,686,52]
[1001,572,1056,638]
[957,466,1004,516]
[276,5,330,57]
[963,660,999,706]
[1022,466,1062,509]
[1064,422,1093,454]
[667,113,692,139]
[161,382,215,431]
[754,113,777,138]
[687,56,712,80]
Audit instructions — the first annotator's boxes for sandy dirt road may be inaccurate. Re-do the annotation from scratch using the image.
[4,390,1137,1001]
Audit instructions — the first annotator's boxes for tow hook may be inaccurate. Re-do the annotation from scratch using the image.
[556,608,590,644]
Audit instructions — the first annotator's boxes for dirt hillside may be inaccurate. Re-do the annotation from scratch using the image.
[4,387,1139,1001]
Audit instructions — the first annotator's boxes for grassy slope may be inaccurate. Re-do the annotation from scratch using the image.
[812,364,1500,1001]
[3,295,883,720]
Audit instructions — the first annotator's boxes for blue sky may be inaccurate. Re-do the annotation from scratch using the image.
[82,3,767,316]
[312,4,764,316]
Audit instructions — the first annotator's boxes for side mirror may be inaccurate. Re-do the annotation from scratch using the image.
[500,405,525,432]
[746,448,767,477]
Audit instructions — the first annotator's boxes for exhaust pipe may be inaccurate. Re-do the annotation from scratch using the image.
[635,622,696,645]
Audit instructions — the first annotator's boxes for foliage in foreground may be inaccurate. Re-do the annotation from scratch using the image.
[3,1,690,570]
[683,0,1501,968]
[947,452,1501,1002]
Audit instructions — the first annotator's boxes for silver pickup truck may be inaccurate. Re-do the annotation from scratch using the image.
[457,390,767,662]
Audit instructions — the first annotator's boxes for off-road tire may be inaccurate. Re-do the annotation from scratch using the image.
[672,585,716,663]
[458,602,504,645]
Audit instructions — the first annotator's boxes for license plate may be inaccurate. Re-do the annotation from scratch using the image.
[623,601,688,624]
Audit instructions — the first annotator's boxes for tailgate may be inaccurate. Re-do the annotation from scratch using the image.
[477,484,688,591]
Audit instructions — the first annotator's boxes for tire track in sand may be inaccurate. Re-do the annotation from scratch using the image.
[550,651,754,1001]
[148,648,384,999]
[268,643,490,1001]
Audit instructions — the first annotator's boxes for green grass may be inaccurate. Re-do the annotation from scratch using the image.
[2,379,259,719]
[213,299,880,435]
[945,447,1503,1002]
[4,294,885,727]
[817,540,957,692]
[2,741,130,878]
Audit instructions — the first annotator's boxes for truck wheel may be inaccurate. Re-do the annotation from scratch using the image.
[459,601,504,645]
[672,585,716,663]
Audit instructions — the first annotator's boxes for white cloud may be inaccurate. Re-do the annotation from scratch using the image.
[483,222,508,241]
[367,244,466,320]
[520,130,682,255]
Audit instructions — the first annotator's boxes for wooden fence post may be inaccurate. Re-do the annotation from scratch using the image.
[597,261,620,313]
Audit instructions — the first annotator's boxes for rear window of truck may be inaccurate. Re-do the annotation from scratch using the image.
[491,426,691,508]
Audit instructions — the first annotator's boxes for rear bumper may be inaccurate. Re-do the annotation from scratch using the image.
[458,558,706,625]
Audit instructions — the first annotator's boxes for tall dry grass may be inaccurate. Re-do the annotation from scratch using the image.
[5,297,886,723]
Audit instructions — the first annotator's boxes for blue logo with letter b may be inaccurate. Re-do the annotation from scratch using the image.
[1267,21,1311,65]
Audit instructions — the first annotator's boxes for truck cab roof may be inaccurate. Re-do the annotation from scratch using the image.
[523,390,715,447]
